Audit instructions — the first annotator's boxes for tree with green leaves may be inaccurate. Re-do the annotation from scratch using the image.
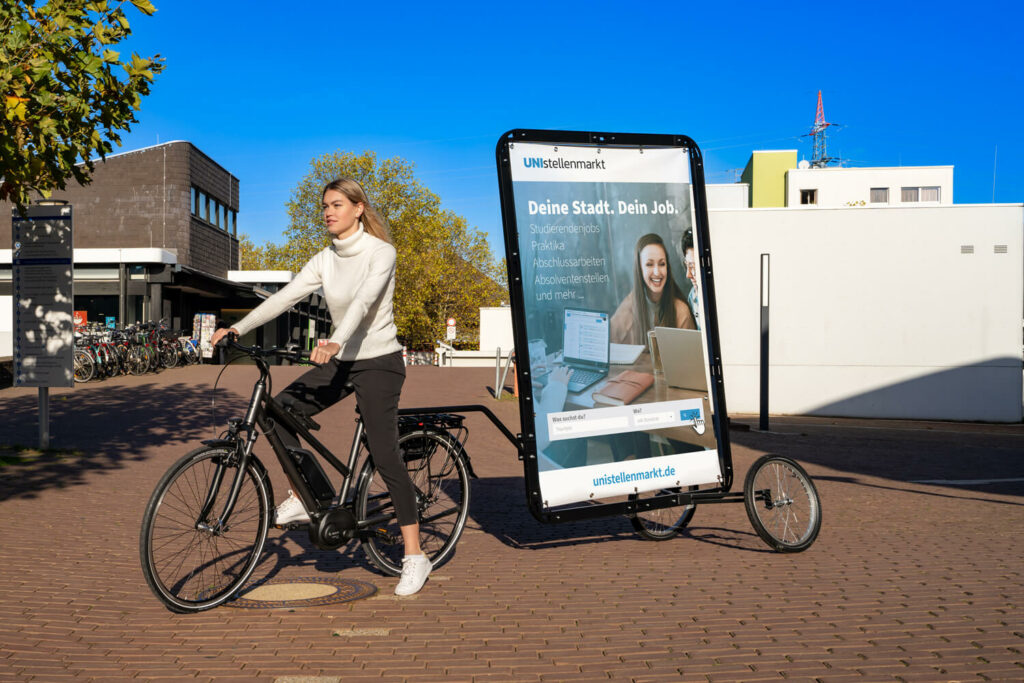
[1,0,163,213]
[242,150,507,349]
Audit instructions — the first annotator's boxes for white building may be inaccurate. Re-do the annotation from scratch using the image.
[786,164,954,208]
[706,202,1023,422]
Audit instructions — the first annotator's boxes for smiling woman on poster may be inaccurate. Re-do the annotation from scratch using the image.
[610,232,694,345]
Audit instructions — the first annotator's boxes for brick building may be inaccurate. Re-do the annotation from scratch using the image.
[1,141,327,356]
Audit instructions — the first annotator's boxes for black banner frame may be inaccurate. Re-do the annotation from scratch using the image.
[495,128,733,524]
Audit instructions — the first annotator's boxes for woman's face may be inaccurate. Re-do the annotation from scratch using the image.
[639,243,668,300]
[322,189,363,239]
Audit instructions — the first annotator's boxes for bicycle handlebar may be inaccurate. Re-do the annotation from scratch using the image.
[223,333,313,365]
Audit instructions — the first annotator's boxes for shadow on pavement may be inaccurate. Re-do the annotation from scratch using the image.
[0,381,247,502]
[466,475,771,553]
[812,474,1024,507]
[729,423,1024,498]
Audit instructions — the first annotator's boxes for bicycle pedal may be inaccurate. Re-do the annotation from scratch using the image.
[275,521,311,530]
[374,528,400,544]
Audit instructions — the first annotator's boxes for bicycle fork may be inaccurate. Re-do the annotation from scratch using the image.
[196,378,267,535]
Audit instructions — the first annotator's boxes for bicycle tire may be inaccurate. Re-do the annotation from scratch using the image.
[743,455,822,553]
[629,485,699,540]
[354,429,470,577]
[139,446,271,612]
[126,345,148,375]
[160,342,179,369]
[73,349,95,383]
[95,345,115,378]
[147,344,160,372]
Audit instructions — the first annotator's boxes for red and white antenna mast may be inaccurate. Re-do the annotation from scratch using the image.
[808,90,839,167]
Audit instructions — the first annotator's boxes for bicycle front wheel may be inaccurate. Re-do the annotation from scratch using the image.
[140,446,271,612]
[73,349,95,383]
[160,342,179,369]
[126,345,148,375]
[744,455,822,552]
[355,429,470,576]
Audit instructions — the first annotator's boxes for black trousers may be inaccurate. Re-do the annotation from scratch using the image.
[275,351,417,527]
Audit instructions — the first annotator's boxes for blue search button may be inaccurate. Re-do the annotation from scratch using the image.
[679,409,701,422]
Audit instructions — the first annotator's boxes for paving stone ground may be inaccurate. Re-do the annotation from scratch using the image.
[0,364,1021,681]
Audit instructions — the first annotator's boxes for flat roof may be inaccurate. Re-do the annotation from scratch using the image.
[0,247,177,265]
[787,165,954,172]
[227,270,294,283]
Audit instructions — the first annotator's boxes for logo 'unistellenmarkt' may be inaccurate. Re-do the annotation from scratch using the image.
[523,156,606,170]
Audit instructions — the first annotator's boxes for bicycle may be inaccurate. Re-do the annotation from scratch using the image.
[139,337,474,613]
[178,335,201,365]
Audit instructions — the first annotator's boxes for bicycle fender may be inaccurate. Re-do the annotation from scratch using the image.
[415,426,478,480]
[199,438,238,449]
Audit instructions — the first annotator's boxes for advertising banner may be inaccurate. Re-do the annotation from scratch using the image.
[497,133,728,512]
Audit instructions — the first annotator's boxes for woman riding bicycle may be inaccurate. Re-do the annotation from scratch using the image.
[210,178,430,596]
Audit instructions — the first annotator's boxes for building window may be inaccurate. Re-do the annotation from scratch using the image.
[901,187,919,202]
[231,210,237,236]
[800,189,817,205]
[190,186,197,214]
[191,187,233,227]
[870,187,889,203]
[921,186,940,202]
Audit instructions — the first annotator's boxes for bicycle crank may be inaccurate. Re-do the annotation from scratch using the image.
[309,508,358,550]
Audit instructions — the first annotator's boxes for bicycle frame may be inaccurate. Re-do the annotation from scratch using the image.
[199,349,362,533]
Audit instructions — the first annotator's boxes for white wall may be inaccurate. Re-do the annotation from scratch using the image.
[706,183,750,209]
[707,204,1023,421]
[479,306,514,352]
[0,295,11,358]
[786,166,953,208]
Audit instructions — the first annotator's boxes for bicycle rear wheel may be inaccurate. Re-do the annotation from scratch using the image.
[744,455,822,552]
[355,429,470,576]
[140,446,271,612]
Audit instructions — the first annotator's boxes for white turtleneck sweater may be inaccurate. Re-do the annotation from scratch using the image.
[233,226,402,361]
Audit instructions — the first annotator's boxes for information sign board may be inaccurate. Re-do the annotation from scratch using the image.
[496,130,732,519]
[12,205,74,387]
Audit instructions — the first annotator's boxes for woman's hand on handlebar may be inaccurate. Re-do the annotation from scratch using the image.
[309,341,340,365]
[210,327,238,347]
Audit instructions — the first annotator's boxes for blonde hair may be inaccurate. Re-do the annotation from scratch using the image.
[323,178,391,243]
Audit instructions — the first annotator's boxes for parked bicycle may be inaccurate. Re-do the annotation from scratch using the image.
[139,336,474,612]
[73,319,201,382]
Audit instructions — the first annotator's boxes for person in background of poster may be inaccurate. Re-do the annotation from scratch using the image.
[682,229,700,330]
[610,233,694,344]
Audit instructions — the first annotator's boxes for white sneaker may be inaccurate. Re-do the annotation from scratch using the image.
[275,490,310,525]
[394,554,432,596]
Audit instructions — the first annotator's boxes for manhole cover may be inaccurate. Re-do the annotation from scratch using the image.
[226,576,377,609]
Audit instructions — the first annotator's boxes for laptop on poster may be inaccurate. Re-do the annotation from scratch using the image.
[654,327,708,391]
[562,308,610,392]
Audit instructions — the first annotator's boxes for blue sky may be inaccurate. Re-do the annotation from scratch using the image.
[115,1,1022,260]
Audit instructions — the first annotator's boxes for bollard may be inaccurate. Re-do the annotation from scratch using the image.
[493,347,501,398]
